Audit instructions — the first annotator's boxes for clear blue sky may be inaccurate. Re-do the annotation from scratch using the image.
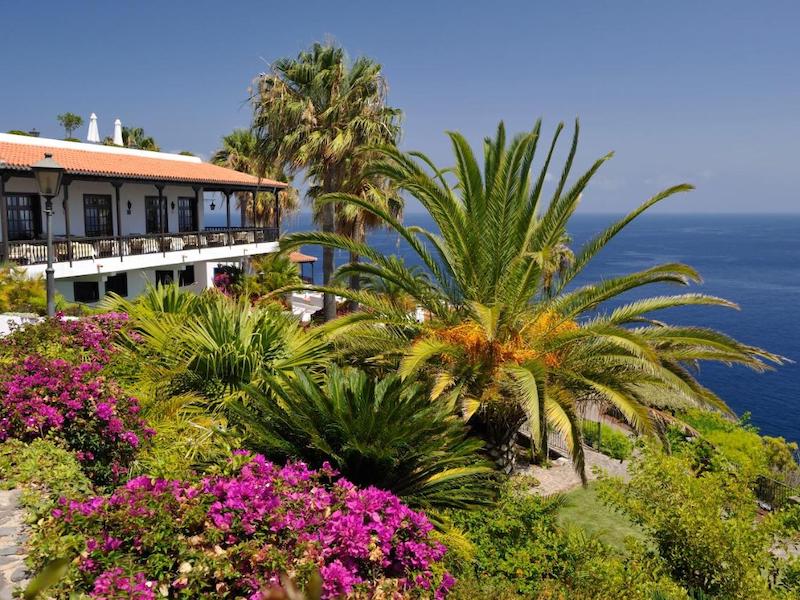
[1,1,798,213]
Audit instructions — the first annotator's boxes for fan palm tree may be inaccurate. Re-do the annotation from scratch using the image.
[122,126,159,151]
[211,129,299,226]
[252,42,402,321]
[101,284,330,415]
[280,120,783,476]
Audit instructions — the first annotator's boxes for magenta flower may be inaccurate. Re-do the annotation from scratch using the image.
[55,452,453,598]
[0,356,152,485]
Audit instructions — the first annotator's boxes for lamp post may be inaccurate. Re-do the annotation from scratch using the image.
[31,153,65,317]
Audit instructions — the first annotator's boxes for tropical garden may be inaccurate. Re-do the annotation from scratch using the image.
[1,42,799,599]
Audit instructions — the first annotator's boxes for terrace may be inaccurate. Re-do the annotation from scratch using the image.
[0,134,285,276]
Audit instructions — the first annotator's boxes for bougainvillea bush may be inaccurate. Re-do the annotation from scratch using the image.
[0,356,152,485]
[31,452,453,599]
[0,312,129,365]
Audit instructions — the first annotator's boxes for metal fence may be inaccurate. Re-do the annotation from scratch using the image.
[754,475,799,510]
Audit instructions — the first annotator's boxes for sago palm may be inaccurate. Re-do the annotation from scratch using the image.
[252,42,401,321]
[236,366,496,511]
[281,120,782,477]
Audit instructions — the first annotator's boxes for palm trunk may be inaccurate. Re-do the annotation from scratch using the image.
[485,434,519,475]
[348,218,364,311]
[535,395,549,464]
[321,169,337,322]
[479,404,527,474]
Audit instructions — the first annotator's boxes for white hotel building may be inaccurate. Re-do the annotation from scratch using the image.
[0,133,284,303]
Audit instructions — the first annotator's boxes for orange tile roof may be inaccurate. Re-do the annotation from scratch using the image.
[0,137,285,189]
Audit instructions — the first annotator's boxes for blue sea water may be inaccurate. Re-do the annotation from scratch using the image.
[284,213,800,443]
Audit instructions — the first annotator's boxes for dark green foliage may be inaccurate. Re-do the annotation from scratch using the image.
[237,366,496,511]
[121,126,159,151]
[56,112,83,139]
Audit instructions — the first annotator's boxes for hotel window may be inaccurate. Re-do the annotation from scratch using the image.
[155,270,174,286]
[177,197,197,232]
[6,194,41,240]
[104,273,128,297]
[83,195,113,237]
[145,196,168,234]
[178,265,195,286]
[73,281,100,303]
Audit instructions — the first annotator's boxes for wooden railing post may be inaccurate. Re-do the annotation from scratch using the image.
[0,172,8,263]
[224,190,232,246]
[113,181,124,262]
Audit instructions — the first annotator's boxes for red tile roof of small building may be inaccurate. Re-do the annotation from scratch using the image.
[289,251,317,263]
[0,135,285,189]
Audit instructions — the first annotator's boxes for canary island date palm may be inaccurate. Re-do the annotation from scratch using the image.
[281,120,783,477]
[252,42,401,321]
[212,129,299,226]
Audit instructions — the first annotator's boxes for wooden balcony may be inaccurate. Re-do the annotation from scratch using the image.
[3,227,279,266]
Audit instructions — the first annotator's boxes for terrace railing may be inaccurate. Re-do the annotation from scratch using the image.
[754,474,799,510]
[4,226,280,267]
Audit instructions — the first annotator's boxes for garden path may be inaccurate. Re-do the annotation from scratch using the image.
[0,489,27,600]
[518,446,631,496]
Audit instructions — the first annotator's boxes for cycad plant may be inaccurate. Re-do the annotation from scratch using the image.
[236,366,495,511]
[281,121,782,476]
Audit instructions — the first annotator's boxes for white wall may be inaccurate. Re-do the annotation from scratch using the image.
[54,259,221,304]
[1,176,214,238]
[3,175,274,305]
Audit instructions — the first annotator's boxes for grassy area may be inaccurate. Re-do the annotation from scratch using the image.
[556,484,645,552]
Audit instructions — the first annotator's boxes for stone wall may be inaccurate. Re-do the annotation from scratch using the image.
[0,490,27,600]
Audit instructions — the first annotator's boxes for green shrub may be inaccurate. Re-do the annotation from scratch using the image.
[0,265,47,314]
[671,409,800,484]
[238,366,497,511]
[598,447,799,599]
[0,439,93,520]
[446,478,687,599]
[581,420,634,460]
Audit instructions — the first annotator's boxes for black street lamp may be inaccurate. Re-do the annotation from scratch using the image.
[31,153,65,317]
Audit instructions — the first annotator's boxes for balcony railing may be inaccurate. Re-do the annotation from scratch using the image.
[3,227,279,266]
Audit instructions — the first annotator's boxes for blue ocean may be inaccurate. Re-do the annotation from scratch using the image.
[284,213,800,443]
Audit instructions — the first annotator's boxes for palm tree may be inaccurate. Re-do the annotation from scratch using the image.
[252,42,401,321]
[308,174,403,311]
[280,120,783,476]
[211,129,299,226]
[122,126,159,151]
[100,284,329,415]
